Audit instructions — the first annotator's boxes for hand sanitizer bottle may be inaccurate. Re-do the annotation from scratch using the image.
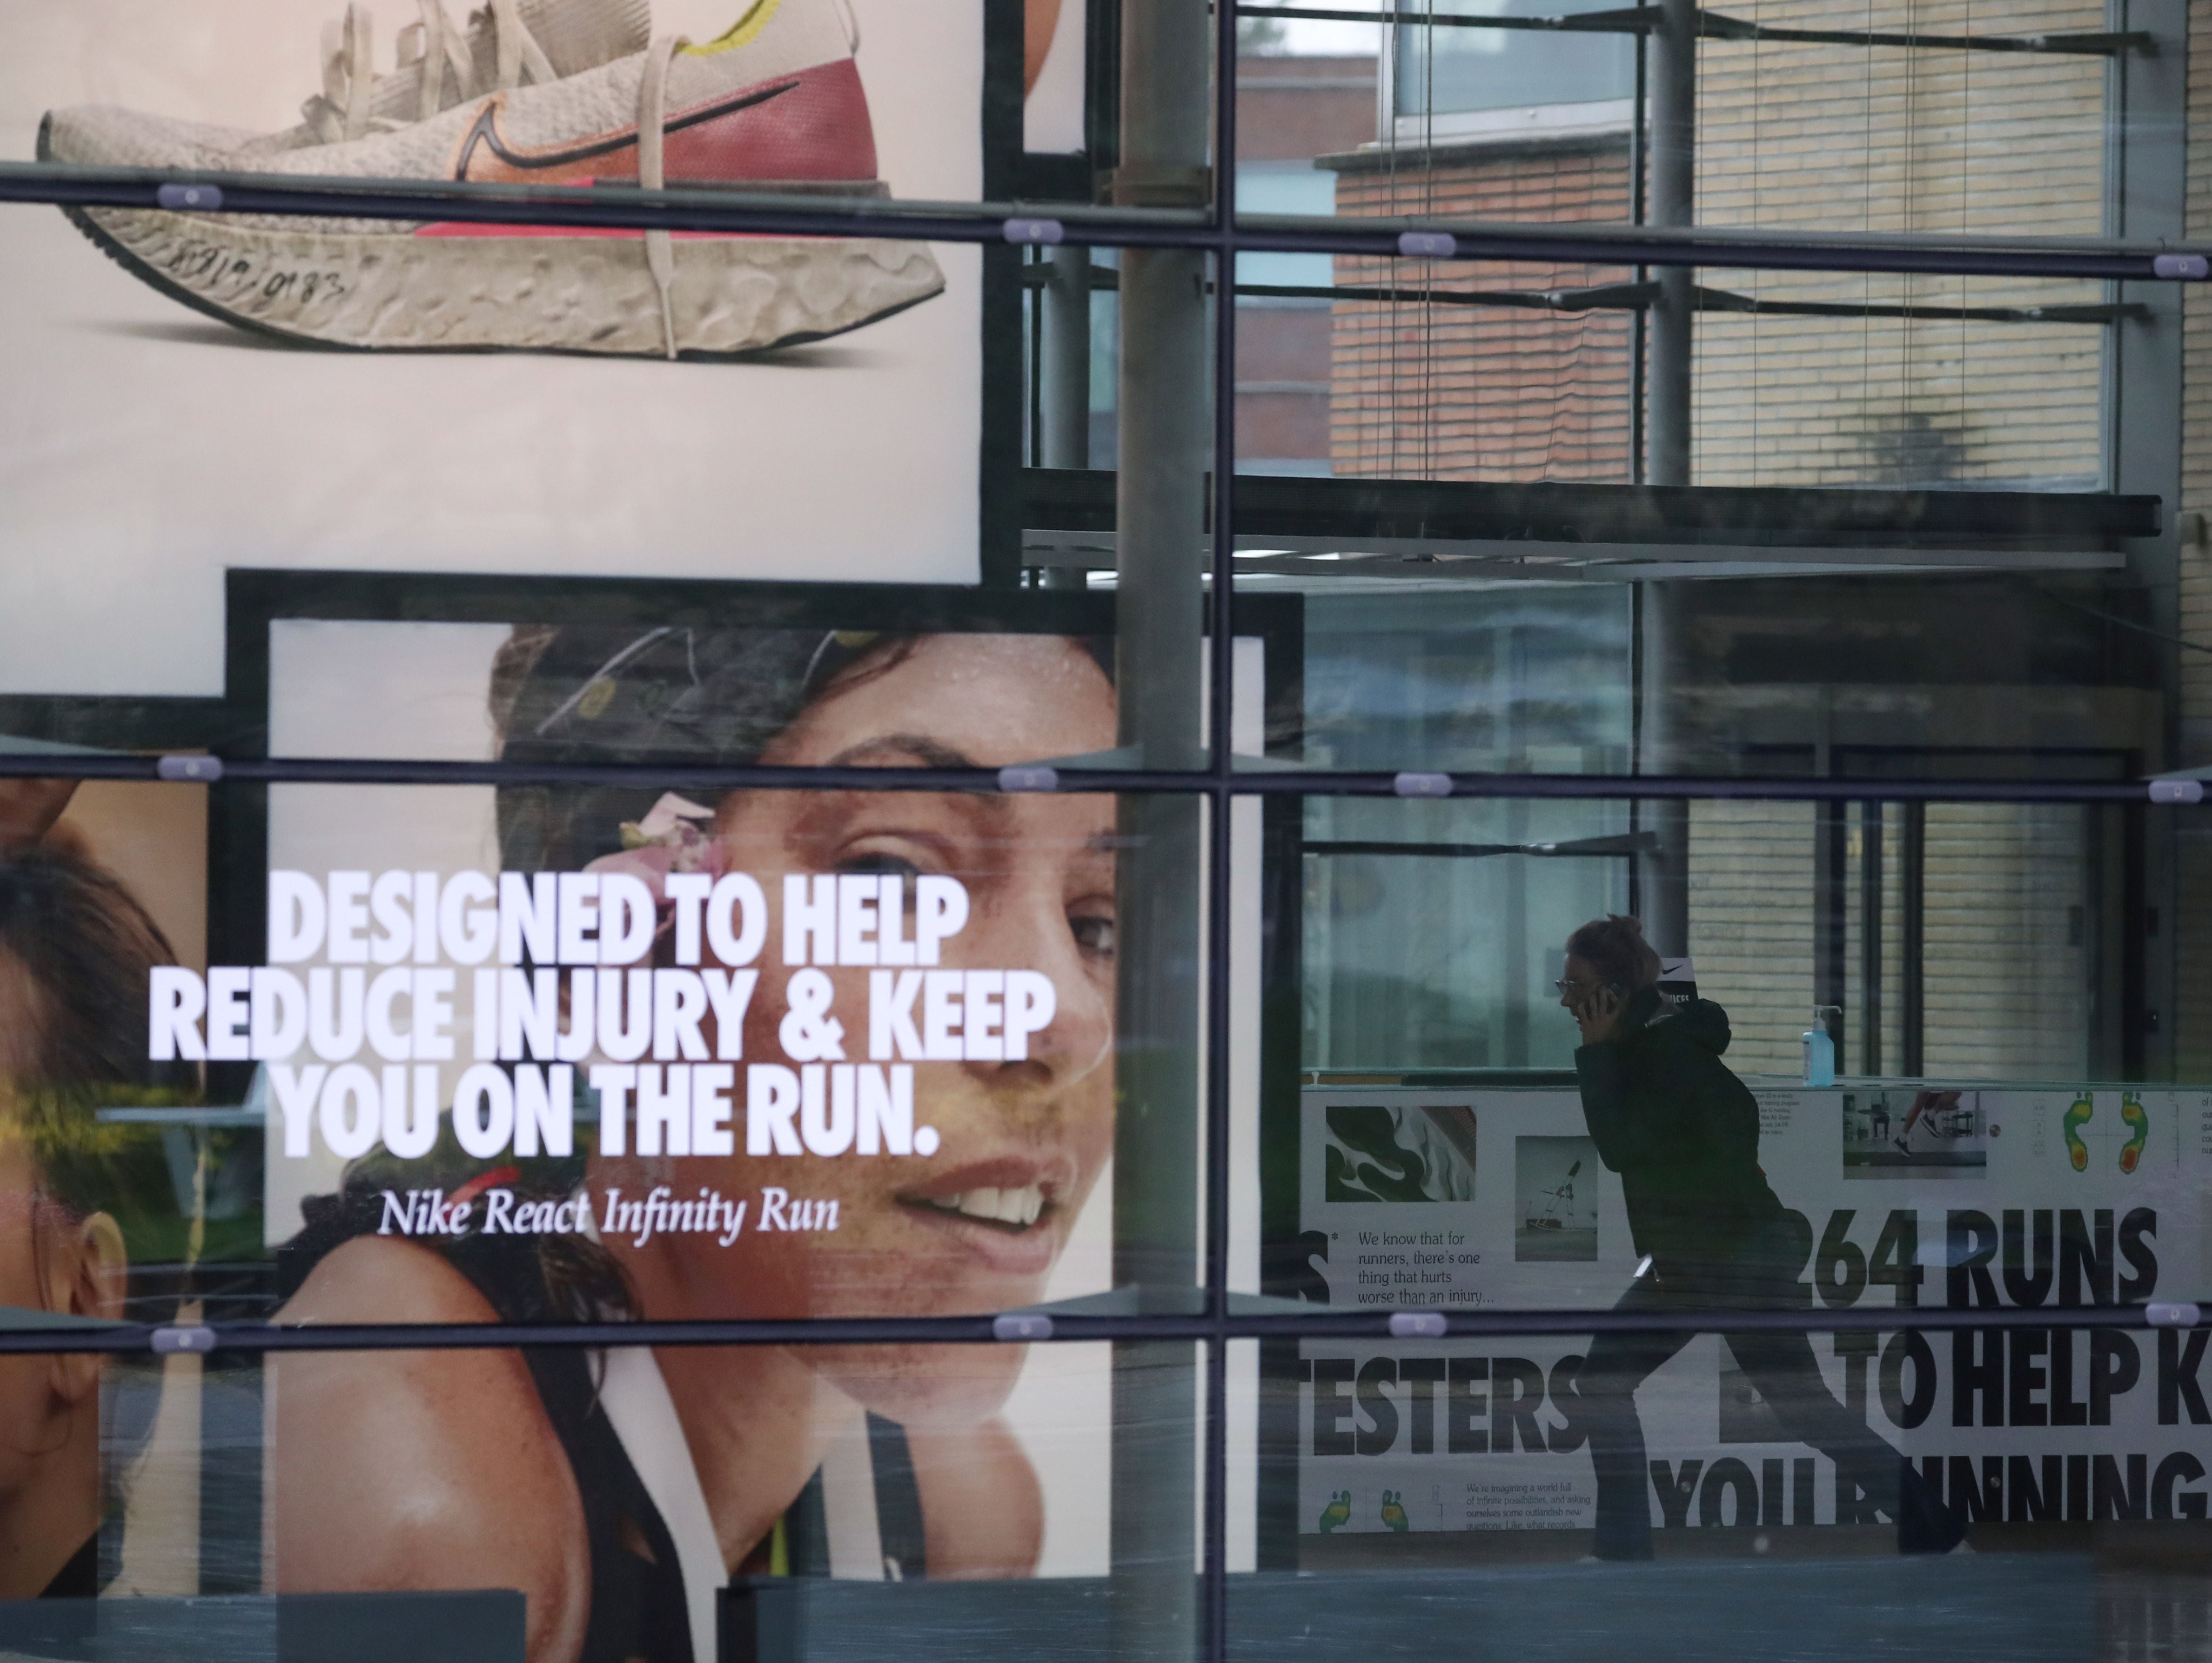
[1803,1009,1837,1087]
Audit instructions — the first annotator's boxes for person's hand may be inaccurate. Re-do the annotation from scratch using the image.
[1571,984,1626,1047]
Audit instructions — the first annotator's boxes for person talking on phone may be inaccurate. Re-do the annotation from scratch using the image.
[1559,915,1963,1560]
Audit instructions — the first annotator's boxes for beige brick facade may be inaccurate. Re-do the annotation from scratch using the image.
[2174,0,2212,1079]
[1322,0,2110,489]
[1694,0,2107,488]
[1325,138,1636,482]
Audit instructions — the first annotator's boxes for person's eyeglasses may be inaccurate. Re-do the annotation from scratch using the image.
[1554,979,1593,996]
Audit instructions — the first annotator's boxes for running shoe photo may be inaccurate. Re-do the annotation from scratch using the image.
[37,0,946,358]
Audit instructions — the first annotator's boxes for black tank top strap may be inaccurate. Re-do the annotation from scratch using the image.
[280,1191,932,1654]
[282,1193,695,1663]
[867,1413,928,1581]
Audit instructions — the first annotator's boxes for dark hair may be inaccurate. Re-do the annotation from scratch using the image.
[0,847,196,1223]
[0,846,191,1098]
[491,625,1113,874]
[1564,914,1663,993]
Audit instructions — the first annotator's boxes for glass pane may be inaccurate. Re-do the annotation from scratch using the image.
[0,1337,1197,1660]
[1244,1320,2205,1653]
[0,774,1205,1328]
[1250,792,2204,1315]
[1227,568,2162,783]
[1,3,1030,685]
[1394,2,1637,122]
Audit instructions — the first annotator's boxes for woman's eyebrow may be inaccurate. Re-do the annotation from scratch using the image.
[822,735,983,771]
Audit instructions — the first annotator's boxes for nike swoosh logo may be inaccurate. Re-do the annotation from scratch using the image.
[452,79,798,182]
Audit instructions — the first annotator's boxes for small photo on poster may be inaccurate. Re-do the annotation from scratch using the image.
[1513,1135,1596,1262]
[1320,1103,1478,1204]
[1842,1088,1986,1179]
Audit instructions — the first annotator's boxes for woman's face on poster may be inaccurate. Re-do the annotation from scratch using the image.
[619,635,1118,1417]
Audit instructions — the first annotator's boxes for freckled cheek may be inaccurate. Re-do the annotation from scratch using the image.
[1067,1075,1116,1187]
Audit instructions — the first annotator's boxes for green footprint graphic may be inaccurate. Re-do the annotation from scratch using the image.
[2120,1092,2149,1175]
[2063,1092,2094,1172]
[1318,1491,1351,1534]
[1380,1491,1410,1534]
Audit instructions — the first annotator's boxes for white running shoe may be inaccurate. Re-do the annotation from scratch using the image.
[39,0,945,358]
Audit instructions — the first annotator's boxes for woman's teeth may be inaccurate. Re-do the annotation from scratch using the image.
[924,1186,1046,1228]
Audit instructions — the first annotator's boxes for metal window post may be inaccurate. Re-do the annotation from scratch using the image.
[1108,0,1210,1656]
[1038,241,1094,588]
[1636,0,1696,960]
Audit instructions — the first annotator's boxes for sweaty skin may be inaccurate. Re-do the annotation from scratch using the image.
[274,636,1118,1660]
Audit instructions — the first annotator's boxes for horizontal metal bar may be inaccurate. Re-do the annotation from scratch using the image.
[1025,467,2161,544]
[1240,281,1659,310]
[1693,10,2150,53]
[1304,834,1660,856]
[0,1300,2195,1356]
[4,164,2207,284]
[1220,545,2127,576]
[1227,771,2175,803]
[1237,1,2147,52]
[1237,212,2185,281]
[1691,285,2143,325]
[1237,281,2133,325]
[0,750,2186,804]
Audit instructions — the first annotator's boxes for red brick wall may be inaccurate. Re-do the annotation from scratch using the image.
[1327,138,1635,482]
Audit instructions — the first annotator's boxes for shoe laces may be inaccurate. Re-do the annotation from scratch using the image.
[302,0,558,143]
[638,33,689,361]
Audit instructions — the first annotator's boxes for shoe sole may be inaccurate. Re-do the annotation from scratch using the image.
[56,201,946,358]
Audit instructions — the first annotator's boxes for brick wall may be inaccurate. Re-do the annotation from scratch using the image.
[1318,0,2109,488]
[1689,800,1818,1074]
[1326,136,1636,482]
[2174,0,2212,1080]
[1692,0,2108,488]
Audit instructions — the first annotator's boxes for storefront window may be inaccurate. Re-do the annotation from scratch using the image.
[2,0,2209,1655]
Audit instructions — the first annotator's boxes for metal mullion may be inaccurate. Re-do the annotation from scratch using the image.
[16,1297,2194,1359]
[11,165,2212,284]
[3,753,2196,805]
[1234,1,2148,52]
[1204,0,1238,1652]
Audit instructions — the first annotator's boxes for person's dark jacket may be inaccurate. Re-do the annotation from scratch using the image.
[1575,986,1784,1270]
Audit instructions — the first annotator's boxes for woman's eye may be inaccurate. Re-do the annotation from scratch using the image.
[835,851,924,882]
[1071,914,1116,959]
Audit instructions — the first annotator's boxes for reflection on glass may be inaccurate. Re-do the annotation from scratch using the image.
[265,626,1122,1313]
[0,804,202,1597]
[1557,914,1964,1555]
[1392,1,1636,124]
[6,1338,1132,1662]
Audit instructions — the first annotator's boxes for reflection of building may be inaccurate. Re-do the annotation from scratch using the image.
[1318,14,1636,489]
[1239,11,2187,1084]
[1285,0,2106,494]
[1236,53,1378,476]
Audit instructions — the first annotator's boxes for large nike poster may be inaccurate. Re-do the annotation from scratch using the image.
[0,581,1142,1645]
[0,0,1025,701]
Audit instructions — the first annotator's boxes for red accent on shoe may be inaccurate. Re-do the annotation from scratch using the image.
[449,56,876,188]
[666,55,876,186]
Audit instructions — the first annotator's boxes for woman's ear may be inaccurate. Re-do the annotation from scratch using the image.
[45,1210,126,1409]
[71,1212,127,1324]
